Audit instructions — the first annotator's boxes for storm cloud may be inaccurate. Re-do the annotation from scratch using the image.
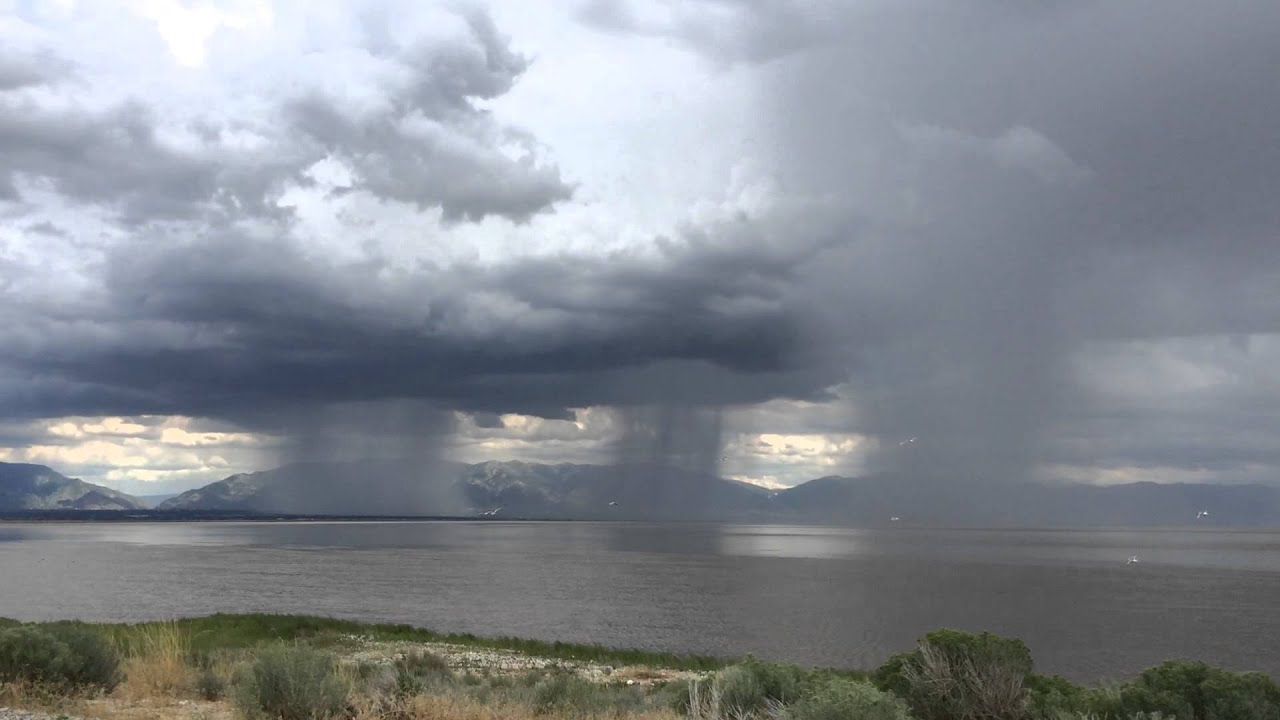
[2,0,1280,492]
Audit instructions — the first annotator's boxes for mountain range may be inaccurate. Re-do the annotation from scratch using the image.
[0,463,146,510]
[3,459,1278,526]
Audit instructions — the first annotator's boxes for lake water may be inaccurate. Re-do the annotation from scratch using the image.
[2,521,1278,682]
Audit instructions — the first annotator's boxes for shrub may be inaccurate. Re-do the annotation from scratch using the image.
[191,667,225,701]
[0,624,121,691]
[396,649,449,676]
[1090,661,1280,720]
[717,664,768,715]
[531,673,604,714]
[232,645,349,720]
[48,624,123,691]
[1025,673,1093,718]
[392,650,451,697]
[739,656,809,706]
[0,626,74,686]
[874,629,1034,720]
[787,677,913,720]
[656,677,694,713]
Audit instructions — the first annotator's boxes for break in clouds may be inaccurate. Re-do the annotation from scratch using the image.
[2,0,1279,494]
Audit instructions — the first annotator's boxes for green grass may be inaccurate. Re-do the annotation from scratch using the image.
[0,614,728,672]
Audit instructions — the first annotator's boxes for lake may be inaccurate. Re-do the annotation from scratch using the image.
[1,521,1278,682]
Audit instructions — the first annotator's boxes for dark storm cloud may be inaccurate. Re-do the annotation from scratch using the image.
[6,0,1280,492]
[588,0,1280,484]
[0,197,850,424]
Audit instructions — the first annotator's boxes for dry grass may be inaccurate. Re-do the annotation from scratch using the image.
[114,621,195,701]
[1,679,86,714]
[79,696,236,720]
[350,691,682,720]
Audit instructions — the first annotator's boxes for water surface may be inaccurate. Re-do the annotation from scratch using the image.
[2,521,1277,682]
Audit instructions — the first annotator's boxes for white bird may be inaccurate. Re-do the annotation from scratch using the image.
[890,516,901,522]
[898,437,919,447]
[1127,555,1139,565]
[608,501,618,507]
[1196,510,1210,519]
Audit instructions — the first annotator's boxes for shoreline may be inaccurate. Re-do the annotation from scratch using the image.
[3,614,1277,720]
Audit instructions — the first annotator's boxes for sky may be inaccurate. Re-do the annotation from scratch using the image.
[1,0,1278,497]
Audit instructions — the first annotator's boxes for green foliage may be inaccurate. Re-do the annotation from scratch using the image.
[528,672,646,716]
[0,626,74,686]
[873,629,1034,720]
[194,667,227,701]
[655,678,694,713]
[232,644,350,720]
[1026,673,1091,717]
[739,656,809,705]
[94,613,725,671]
[392,650,451,697]
[716,664,768,714]
[1089,661,1280,720]
[787,677,913,720]
[0,624,121,691]
[47,624,123,690]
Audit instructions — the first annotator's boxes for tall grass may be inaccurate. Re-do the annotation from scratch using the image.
[113,620,193,700]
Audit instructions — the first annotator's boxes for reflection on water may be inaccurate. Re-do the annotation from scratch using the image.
[1,521,1278,682]
[719,526,868,559]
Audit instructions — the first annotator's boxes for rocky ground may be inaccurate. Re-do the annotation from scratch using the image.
[338,634,704,685]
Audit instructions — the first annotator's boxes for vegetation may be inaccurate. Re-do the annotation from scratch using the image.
[233,644,351,720]
[0,613,1276,720]
[0,623,121,690]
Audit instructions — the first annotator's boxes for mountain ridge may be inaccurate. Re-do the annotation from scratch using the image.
[154,460,1280,526]
[0,462,147,511]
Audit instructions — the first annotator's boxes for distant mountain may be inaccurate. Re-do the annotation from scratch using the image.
[158,459,773,520]
[0,463,146,511]
[147,460,1280,526]
[136,493,181,508]
[773,473,1280,527]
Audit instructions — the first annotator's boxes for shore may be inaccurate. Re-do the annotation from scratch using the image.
[1,614,1276,720]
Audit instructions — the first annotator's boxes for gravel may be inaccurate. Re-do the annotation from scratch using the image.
[0,709,81,720]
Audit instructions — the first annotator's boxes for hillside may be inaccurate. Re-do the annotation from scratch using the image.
[10,457,1268,525]
[773,473,1280,527]
[0,462,146,510]
[158,459,773,520]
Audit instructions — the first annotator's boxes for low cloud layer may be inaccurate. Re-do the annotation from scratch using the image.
[2,0,1279,496]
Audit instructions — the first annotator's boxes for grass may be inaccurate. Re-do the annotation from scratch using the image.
[14,613,729,672]
[112,620,194,700]
[2,616,1278,720]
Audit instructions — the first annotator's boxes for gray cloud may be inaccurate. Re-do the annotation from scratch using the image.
[284,9,571,222]
[578,0,836,66]
[0,7,570,226]
[0,196,848,425]
[0,48,72,90]
[591,0,1280,484]
[4,0,1280,493]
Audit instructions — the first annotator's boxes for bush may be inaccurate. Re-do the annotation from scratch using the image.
[392,650,450,697]
[787,677,913,720]
[1026,673,1091,718]
[195,667,227,701]
[717,664,769,715]
[1089,661,1280,720]
[0,624,121,691]
[874,629,1033,720]
[232,645,349,720]
[532,673,605,714]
